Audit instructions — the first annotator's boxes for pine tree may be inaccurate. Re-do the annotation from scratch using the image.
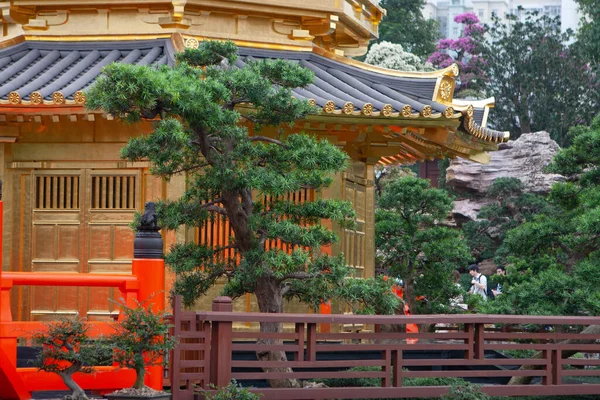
[86,41,388,387]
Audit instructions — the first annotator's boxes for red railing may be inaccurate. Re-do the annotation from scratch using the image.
[170,296,600,400]
[0,198,167,400]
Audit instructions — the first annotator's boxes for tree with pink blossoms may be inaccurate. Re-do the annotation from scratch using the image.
[428,12,486,97]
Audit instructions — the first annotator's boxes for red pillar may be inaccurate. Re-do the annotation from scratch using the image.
[131,202,167,391]
[133,257,166,390]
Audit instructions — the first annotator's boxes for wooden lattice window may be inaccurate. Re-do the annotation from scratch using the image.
[196,189,315,266]
[91,175,137,209]
[35,175,80,209]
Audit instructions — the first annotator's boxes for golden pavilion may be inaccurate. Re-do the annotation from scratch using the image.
[0,0,508,320]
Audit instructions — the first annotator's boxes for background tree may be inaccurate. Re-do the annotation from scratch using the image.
[365,41,435,72]
[482,116,600,385]
[376,176,472,314]
[462,177,552,263]
[483,115,600,318]
[476,11,599,146]
[87,41,391,386]
[574,0,600,68]
[377,0,440,59]
[428,12,487,97]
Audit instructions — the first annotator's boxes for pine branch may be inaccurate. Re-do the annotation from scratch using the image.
[202,197,224,208]
[170,163,209,174]
[213,244,238,253]
[205,205,227,215]
[279,271,320,282]
[249,136,288,148]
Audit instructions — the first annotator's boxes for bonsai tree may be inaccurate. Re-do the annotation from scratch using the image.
[33,318,110,400]
[110,300,177,391]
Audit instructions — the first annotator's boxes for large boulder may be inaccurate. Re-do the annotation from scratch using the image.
[446,131,565,195]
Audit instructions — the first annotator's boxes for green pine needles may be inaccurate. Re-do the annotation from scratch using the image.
[86,40,380,319]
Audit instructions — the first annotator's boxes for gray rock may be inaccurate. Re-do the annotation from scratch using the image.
[447,131,565,195]
[452,198,493,227]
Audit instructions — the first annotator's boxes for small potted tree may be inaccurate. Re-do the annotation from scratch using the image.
[106,300,177,400]
[33,318,111,400]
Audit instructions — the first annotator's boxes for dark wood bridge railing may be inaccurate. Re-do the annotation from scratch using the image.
[169,296,600,400]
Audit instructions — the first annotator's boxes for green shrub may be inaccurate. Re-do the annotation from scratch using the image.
[441,382,491,400]
[203,380,260,400]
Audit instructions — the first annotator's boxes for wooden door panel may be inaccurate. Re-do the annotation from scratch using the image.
[86,170,140,320]
[30,171,83,319]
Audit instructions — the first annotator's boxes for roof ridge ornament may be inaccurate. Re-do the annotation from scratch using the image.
[461,105,509,143]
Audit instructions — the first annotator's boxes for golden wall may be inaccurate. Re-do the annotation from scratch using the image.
[3,116,375,320]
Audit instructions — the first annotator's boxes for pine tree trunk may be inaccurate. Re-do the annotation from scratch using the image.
[133,366,146,389]
[59,373,89,400]
[255,276,301,389]
[507,324,600,385]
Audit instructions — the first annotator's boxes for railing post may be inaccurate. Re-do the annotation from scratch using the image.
[295,323,305,362]
[0,277,16,367]
[210,296,232,388]
[306,323,317,362]
[392,349,403,387]
[474,323,484,359]
[132,202,165,391]
[0,196,17,369]
[552,348,561,385]
[464,323,474,359]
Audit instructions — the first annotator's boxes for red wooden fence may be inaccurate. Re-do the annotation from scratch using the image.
[170,296,600,399]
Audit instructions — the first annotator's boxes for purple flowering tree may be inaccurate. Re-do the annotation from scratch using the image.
[428,13,486,96]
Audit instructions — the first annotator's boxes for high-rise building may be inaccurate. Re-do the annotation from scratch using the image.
[425,0,582,38]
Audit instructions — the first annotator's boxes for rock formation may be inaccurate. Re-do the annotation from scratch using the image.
[447,131,565,195]
[446,131,566,270]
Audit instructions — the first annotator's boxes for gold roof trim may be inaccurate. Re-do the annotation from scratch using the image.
[182,35,312,53]
[462,108,509,143]
[312,46,459,78]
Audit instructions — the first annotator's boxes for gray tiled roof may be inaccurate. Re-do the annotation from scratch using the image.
[237,47,454,120]
[0,39,506,142]
[0,39,175,105]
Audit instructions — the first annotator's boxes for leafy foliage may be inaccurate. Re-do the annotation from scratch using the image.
[428,12,486,96]
[86,40,390,321]
[574,0,600,68]
[377,0,440,59]
[376,176,472,314]
[110,300,177,389]
[33,319,111,400]
[203,380,260,400]
[462,178,552,262]
[474,11,599,145]
[365,41,434,72]
[482,116,600,317]
[440,381,491,400]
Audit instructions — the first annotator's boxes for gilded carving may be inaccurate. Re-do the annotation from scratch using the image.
[308,99,317,107]
[8,91,21,105]
[30,91,43,105]
[362,103,373,115]
[343,102,354,114]
[451,64,460,76]
[184,37,199,49]
[401,105,412,118]
[52,91,65,104]
[466,105,474,118]
[439,80,452,101]
[323,100,335,113]
[444,107,455,118]
[382,104,393,117]
[421,105,432,118]
[74,91,86,104]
